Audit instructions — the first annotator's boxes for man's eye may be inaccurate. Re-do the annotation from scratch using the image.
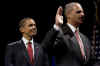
[76,11,81,13]
[29,24,33,27]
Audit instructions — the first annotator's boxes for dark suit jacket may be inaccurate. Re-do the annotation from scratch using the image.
[42,24,93,66]
[5,40,49,66]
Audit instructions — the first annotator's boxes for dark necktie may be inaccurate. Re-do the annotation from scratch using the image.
[27,41,34,64]
[75,30,86,59]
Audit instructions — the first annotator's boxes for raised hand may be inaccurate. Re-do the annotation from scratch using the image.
[55,6,63,26]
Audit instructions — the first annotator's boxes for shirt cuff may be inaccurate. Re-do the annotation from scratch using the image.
[53,24,60,31]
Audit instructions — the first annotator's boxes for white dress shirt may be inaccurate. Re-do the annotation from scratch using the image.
[22,37,34,57]
[67,23,76,33]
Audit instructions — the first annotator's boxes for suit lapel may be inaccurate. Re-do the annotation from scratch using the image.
[20,40,40,66]
[61,24,91,62]
[61,24,81,53]
[79,33,87,55]
[61,24,74,37]
[71,36,83,59]
[79,33,90,61]
[19,40,32,65]
[61,24,84,60]
[34,42,40,65]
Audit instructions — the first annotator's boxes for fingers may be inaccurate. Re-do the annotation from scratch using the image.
[56,6,63,16]
[60,16,63,24]
[58,15,63,24]
[55,15,63,26]
[55,6,63,26]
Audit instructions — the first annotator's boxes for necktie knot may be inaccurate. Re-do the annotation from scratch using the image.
[28,41,32,44]
[75,29,79,34]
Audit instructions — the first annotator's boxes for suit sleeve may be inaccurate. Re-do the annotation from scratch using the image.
[42,28,59,53]
[42,48,50,66]
[5,44,15,66]
[86,38,96,65]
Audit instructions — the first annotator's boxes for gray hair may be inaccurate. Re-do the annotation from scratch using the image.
[64,2,81,17]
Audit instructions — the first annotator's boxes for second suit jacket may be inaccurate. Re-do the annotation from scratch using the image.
[42,24,93,66]
[5,40,49,66]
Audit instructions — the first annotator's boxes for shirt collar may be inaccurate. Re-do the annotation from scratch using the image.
[22,37,33,45]
[67,23,79,33]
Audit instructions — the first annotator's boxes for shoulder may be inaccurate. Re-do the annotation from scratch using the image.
[80,33,89,39]
[5,40,24,53]
[7,40,22,47]
[61,24,74,37]
[79,32,91,43]
[34,41,41,47]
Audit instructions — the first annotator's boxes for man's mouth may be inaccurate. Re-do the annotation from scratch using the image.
[31,29,37,33]
[79,16,84,21]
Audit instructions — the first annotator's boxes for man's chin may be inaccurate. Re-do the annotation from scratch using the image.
[79,21,83,24]
[32,33,37,36]
[80,22,83,24]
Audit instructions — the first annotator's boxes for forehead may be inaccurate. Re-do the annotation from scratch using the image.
[73,4,83,11]
[25,19,36,25]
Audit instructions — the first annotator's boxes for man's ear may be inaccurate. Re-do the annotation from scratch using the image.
[19,27,24,33]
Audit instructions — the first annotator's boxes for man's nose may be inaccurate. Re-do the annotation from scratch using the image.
[81,12,85,16]
[32,26,36,29]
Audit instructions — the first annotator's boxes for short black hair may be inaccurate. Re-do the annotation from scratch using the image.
[19,17,33,28]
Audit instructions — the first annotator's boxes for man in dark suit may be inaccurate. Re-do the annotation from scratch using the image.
[5,17,49,66]
[42,2,94,66]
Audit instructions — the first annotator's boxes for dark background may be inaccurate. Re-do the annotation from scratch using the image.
[0,0,98,66]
